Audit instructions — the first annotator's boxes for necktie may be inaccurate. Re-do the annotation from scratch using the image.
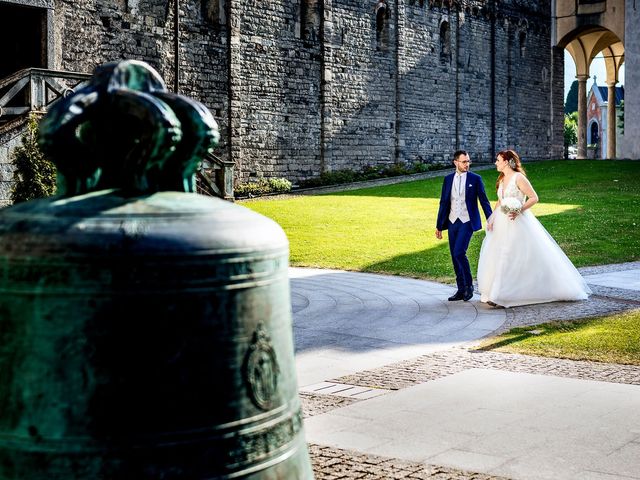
[457,175,462,196]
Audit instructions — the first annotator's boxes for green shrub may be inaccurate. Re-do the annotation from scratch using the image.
[267,177,293,193]
[319,169,358,184]
[411,162,431,173]
[618,100,624,134]
[234,177,292,198]
[10,114,57,204]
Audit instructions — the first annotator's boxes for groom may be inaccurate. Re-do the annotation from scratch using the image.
[435,150,492,301]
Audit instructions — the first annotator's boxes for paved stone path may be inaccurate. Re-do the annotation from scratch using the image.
[291,268,506,387]
[292,262,640,479]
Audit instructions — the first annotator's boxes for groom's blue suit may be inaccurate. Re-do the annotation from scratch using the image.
[436,171,492,295]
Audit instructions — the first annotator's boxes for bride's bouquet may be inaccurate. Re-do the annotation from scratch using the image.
[500,197,522,215]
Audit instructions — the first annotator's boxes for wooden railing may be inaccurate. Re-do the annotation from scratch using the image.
[197,152,235,201]
[0,68,91,120]
[0,68,234,200]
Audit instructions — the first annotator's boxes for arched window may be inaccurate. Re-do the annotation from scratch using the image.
[519,31,527,58]
[589,121,600,145]
[440,21,451,63]
[375,0,390,51]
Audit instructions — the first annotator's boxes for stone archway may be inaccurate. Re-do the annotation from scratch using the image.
[553,0,633,159]
[560,28,623,159]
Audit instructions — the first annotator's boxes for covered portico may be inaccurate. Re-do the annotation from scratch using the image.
[554,0,637,159]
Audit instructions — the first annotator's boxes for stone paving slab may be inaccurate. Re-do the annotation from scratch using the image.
[585,268,640,290]
[301,381,392,399]
[304,369,640,480]
[303,347,640,479]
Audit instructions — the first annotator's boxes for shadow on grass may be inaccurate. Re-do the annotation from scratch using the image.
[360,233,484,285]
[473,333,534,352]
[361,240,458,282]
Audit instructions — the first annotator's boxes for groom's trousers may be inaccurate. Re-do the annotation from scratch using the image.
[448,219,474,292]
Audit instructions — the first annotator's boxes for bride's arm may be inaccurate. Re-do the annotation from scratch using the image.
[515,175,539,214]
[486,199,501,231]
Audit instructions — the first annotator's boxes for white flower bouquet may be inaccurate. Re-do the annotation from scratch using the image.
[500,197,522,215]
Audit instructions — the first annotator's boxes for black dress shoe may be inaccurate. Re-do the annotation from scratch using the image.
[462,288,474,301]
[448,291,464,301]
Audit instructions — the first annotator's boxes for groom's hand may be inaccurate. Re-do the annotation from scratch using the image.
[435,229,442,240]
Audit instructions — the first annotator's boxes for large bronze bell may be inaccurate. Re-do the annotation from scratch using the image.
[0,61,313,479]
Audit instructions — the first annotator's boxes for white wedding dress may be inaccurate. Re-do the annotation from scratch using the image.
[477,173,591,308]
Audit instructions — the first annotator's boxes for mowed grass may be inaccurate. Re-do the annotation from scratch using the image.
[476,310,640,365]
[241,160,640,284]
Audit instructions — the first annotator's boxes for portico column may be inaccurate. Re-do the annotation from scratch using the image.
[577,74,589,159]
[607,81,617,159]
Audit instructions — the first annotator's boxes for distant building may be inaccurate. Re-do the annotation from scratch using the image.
[586,77,624,158]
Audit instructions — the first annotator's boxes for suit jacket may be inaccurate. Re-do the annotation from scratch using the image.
[436,171,492,232]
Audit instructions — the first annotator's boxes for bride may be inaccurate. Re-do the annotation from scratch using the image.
[477,150,591,308]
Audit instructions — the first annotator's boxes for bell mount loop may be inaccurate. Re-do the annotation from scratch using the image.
[38,60,219,196]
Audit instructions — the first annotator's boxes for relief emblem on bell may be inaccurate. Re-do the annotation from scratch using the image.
[245,322,281,411]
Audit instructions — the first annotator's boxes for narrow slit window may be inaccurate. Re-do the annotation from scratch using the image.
[299,0,321,42]
[202,0,226,27]
[440,21,451,64]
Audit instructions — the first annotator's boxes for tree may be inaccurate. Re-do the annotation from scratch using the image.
[564,80,578,114]
[618,100,624,134]
[563,113,577,158]
[10,114,57,204]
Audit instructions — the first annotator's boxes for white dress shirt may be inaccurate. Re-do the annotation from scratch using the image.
[449,172,470,224]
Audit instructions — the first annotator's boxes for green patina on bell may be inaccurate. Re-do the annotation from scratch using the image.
[0,60,313,479]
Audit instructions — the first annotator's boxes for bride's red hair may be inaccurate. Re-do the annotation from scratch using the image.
[496,150,526,190]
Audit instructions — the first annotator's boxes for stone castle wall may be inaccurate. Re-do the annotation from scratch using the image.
[4,0,563,187]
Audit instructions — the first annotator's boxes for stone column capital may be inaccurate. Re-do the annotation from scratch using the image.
[576,74,589,82]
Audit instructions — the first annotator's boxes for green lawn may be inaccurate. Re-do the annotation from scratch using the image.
[242,160,640,284]
[476,310,640,365]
